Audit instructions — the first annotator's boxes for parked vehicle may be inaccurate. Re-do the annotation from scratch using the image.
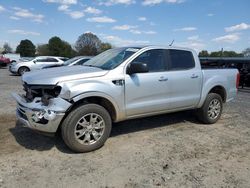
[9,56,69,75]
[200,57,250,88]
[12,46,239,152]
[3,53,20,63]
[0,55,11,67]
[42,56,92,69]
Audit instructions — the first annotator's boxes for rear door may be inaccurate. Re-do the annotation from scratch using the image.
[125,49,172,117]
[43,57,60,67]
[166,49,202,109]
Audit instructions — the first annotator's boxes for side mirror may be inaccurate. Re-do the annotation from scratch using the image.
[33,60,36,64]
[127,62,149,75]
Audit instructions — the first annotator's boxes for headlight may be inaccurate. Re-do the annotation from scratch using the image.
[23,84,62,105]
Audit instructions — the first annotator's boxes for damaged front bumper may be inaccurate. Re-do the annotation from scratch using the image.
[12,93,72,133]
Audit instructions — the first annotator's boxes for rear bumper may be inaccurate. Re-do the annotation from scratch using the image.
[0,61,7,67]
[12,93,71,133]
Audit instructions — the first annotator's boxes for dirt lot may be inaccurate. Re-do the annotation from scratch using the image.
[0,67,249,188]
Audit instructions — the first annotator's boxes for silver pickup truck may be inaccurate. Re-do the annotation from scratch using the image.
[12,46,239,152]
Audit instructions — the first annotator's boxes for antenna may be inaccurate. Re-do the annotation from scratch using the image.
[169,40,174,46]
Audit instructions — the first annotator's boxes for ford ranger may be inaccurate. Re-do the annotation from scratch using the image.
[12,46,239,152]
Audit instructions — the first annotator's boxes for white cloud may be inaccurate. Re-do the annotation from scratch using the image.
[102,35,149,46]
[84,7,102,14]
[112,24,137,30]
[57,4,84,19]
[144,30,157,34]
[130,29,142,34]
[130,29,157,35]
[187,35,200,41]
[9,16,20,20]
[174,27,197,31]
[8,29,40,36]
[225,23,250,32]
[87,16,116,23]
[142,0,184,6]
[0,5,5,12]
[99,0,135,6]
[177,35,205,52]
[43,0,77,4]
[212,33,240,43]
[138,17,147,21]
[58,4,69,11]
[177,41,205,53]
[13,7,44,23]
[207,13,214,17]
[67,11,84,19]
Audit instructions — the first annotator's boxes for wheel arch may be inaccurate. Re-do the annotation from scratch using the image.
[70,96,117,122]
[208,85,227,103]
[18,66,30,75]
[198,84,227,108]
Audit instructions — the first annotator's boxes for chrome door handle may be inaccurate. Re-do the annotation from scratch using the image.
[191,75,198,79]
[158,77,168,81]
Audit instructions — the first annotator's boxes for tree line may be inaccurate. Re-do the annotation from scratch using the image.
[1,32,112,57]
[1,33,250,58]
[199,48,250,57]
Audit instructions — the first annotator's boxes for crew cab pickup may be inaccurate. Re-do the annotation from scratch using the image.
[12,46,239,152]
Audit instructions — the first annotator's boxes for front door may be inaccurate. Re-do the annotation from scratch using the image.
[125,49,172,117]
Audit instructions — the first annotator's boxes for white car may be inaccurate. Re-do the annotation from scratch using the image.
[9,56,68,75]
[42,56,92,69]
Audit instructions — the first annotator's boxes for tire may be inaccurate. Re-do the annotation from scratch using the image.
[61,104,112,153]
[18,66,30,75]
[197,93,223,124]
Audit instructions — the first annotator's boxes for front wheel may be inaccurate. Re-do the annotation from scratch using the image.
[18,66,30,75]
[197,93,223,124]
[61,104,112,153]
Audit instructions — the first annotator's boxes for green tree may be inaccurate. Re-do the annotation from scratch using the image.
[210,50,243,57]
[48,36,73,57]
[210,51,223,57]
[16,39,36,57]
[37,44,49,56]
[3,42,13,53]
[100,42,112,52]
[242,48,250,57]
[198,50,209,57]
[75,32,102,56]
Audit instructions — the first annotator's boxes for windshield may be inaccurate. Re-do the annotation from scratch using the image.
[63,57,82,66]
[84,47,141,70]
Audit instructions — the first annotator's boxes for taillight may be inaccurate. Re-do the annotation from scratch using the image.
[236,72,240,89]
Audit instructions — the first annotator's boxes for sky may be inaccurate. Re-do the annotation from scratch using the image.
[0,0,250,53]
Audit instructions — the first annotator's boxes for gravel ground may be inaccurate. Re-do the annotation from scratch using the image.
[0,67,249,188]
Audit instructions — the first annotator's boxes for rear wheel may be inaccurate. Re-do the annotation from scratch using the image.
[197,93,223,124]
[18,66,30,75]
[61,104,112,153]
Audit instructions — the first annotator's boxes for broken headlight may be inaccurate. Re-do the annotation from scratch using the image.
[23,83,61,105]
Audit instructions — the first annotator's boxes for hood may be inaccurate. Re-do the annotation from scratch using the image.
[22,65,108,85]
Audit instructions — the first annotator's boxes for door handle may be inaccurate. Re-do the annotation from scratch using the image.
[191,74,198,79]
[158,77,168,81]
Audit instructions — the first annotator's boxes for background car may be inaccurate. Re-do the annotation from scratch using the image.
[9,56,69,75]
[42,56,92,69]
[0,55,11,67]
[3,53,21,63]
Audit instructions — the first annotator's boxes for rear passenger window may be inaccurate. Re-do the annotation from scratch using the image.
[168,50,195,70]
[47,58,58,62]
[132,49,167,72]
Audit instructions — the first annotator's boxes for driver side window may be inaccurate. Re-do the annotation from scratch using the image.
[131,49,167,72]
